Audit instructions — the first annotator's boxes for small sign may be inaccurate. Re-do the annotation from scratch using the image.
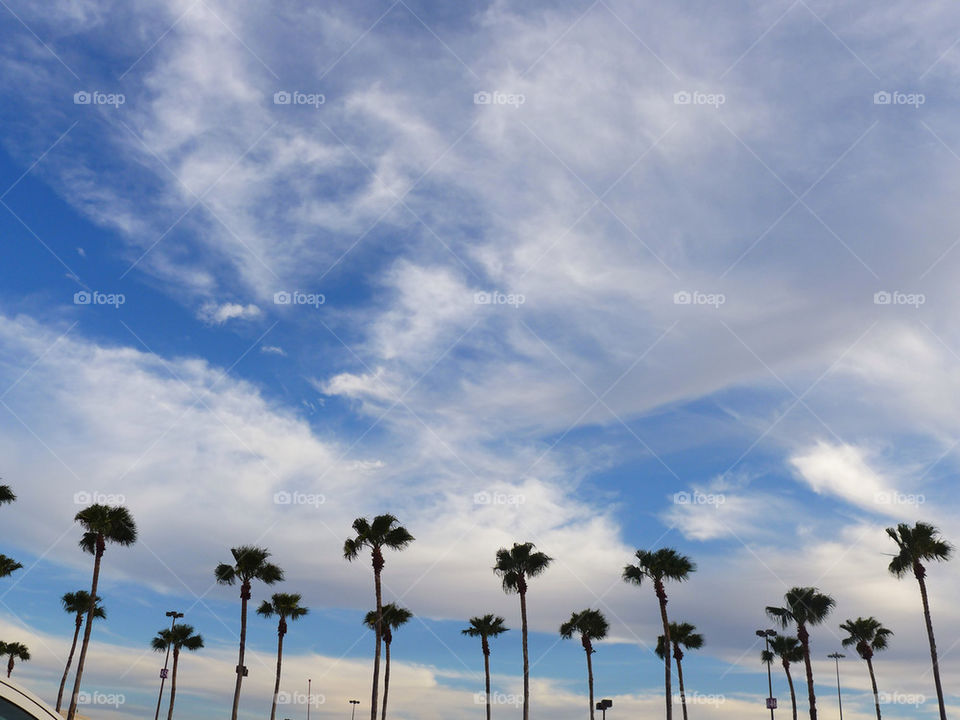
[766,698,777,709]
[159,668,168,679]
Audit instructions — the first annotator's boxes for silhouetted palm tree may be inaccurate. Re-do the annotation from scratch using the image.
[363,603,412,720]
[494,542,552,720]
[0,556,21,579]
[152,624,203,720]
[656,622,703,720]
[886,521,951,720]
[56,591,105,712]
[462,614,509,720]
[2,641,29,677]
[763,635,803,720]
[560,608,609,720]
[840,617,892,720]
[67,504,137,720]
[0,485,14,505]
[344,515,414,720]
[215,546,284,720]
[623,548,696,720]
[766,587,835,720]
[258,593,309,720]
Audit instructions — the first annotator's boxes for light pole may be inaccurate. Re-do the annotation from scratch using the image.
[307,679,311,720]
[349,699,360,720]
[595,698,612,720]
[757,629,777,720]
[828,652,845,720]
[154,610,184,720]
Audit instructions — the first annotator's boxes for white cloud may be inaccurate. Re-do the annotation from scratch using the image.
[259,344,286,356]
[197,302,261,325]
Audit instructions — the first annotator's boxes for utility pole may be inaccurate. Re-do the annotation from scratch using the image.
[828,652,845,720]
[757,629,778,720]
[154,610,184,720]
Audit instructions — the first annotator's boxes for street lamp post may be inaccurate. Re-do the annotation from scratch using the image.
[757,629,777,720]
[349,699,360,720]
[154,610,184,720]
[307,679,311,720]
[828,653,845,720]
[595,698,612,720]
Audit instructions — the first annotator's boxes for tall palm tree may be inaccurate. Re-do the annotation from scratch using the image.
[2,642,29,677]
[840,617,892,720]
[258,593,309,720]
[762,635,803,720]
[886,521,951,720]
[656,622,704,720]
[151,624,203,720]
[363,603,412,720]
[56,591,106,712]
[66,504,137,720]
[215,546,284,720]
[0,556,22,578]
[560,608,609,720]
[462,614,509,720]
[493,541,552,720]
[344,515,414,720]
[766,587,835,720]
[623,548,696,720]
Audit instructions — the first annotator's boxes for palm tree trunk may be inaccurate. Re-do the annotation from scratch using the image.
[655,581,673,720]
[56,616,82,711]
[371,562,383,720]
[797,623,817,720]
[865,656,881,720]
[586,644,595,720]
[381,639,391,720]
[915,571,946,720]
[520,588,530,720]
[675,649,688,720]
[483,644,492,720]
[269,627,284,720]
[783,662,797,720]
[231,583,250,720]
[6,656,12,677]
[166,646,180,720]
[66,542,103,720]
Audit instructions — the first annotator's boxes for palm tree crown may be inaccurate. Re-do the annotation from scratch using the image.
[840,617,892,659]
[0,556,22,578]
[363,602,412,642]
[61,591,106,620]
[462,614,509,650]
[655,622,704,660]
[215,546,284,589]
[769,634,804,664]
[343,515,415,567]
[493,542,553,593]
[887,522,952,578]
[560,609,610,648]
[0,485,15,505]
[766,587,835,629]
[152,624,204,653]
[258,592,309,632]
[622,548,696,588]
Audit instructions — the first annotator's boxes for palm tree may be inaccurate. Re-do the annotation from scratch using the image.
[258,593,309,720]
[766,587,835,720]
[66,504,136,720]
[462,614,509,720]
[215,546,284,720]
[840,617,892,720]
[56,591,106,712]
[363,603,412,720]
[0,485,14,505]
[0,555,22,578]
[886,521,951,720]
[2,641,29,677]
[656,622,704,720]
[493,541,552,720]
[151,624,203,720]
[763,635,803,720]
[623,548,696,720]
[560,608,609,720]
[344,515,414,720]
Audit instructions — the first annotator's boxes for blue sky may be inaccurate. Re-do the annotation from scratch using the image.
[2,0,960,718]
